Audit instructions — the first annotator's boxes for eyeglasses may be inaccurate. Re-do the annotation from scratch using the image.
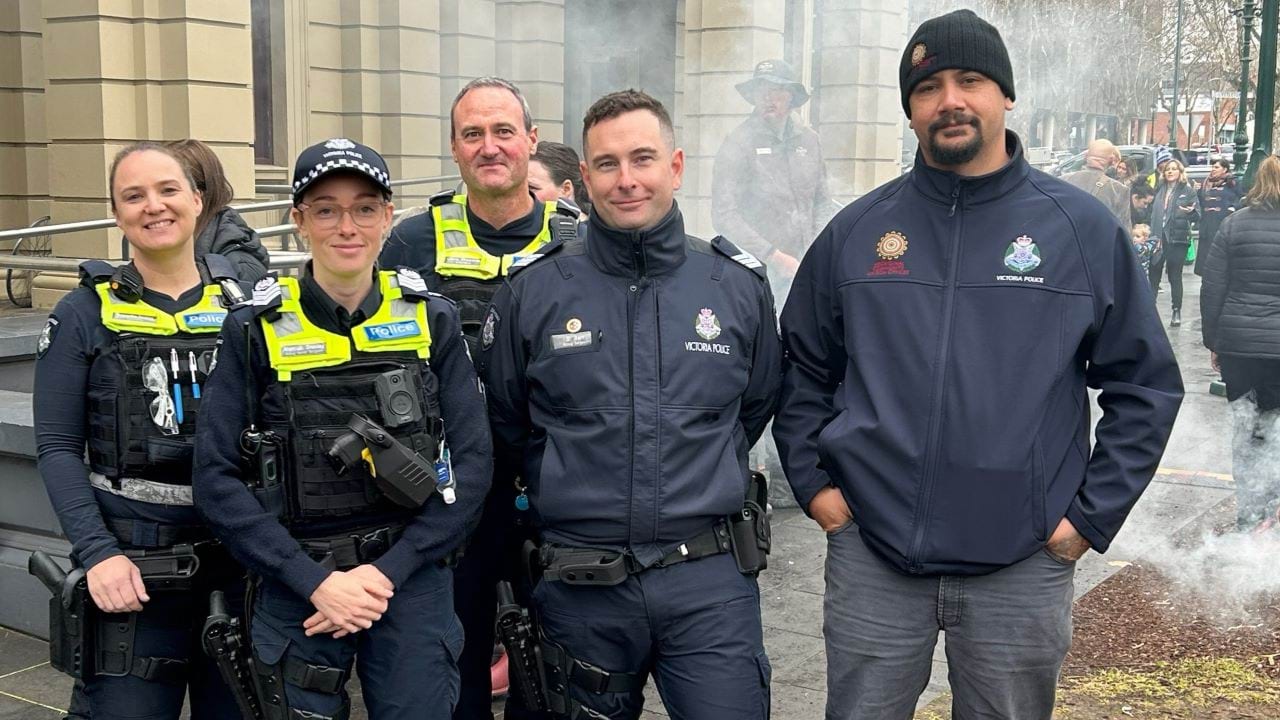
[144,357,178,435]
[297,201,387,229]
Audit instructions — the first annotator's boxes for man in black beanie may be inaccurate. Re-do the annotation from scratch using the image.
[774,9,1183,719]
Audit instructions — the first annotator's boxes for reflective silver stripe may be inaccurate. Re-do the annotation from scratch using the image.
[438,203,469,248]
[89,472,194,506]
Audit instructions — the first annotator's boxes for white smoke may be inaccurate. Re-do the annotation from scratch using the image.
[1139,401,1280,626]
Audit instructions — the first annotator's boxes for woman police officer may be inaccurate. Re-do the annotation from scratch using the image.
[34,142,248,718]
[192,139,490,719]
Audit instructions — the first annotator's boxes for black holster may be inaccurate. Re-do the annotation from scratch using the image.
[726,471,771,575]
[203,590,264,719]
[29,548,209,683]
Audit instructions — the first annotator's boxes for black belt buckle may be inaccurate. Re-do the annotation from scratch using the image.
[553,551,629,586]
[352,528,392,563]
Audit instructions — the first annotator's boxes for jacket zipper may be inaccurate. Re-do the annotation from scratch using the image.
[652,280,662,543]
[626,231,644,545]
[907,183,963,572]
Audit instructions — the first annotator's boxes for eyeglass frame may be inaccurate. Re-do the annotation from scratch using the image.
[295,200,391,229]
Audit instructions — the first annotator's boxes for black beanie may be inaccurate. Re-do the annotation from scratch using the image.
[899,9,1015,118]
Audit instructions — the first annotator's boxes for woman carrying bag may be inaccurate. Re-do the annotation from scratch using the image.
[1149,159,1200,327]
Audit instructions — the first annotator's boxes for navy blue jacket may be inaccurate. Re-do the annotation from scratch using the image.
[773,133,1184,575]
[192,271,491,599]
[480,204,781,567]
[36,284,216,569]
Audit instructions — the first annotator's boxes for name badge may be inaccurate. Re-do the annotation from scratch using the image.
[281,342,327,357]
[549,330,593,351]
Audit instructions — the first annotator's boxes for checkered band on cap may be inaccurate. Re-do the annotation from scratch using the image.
[292,158,390,192]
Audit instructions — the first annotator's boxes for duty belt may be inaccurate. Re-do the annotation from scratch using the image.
[105,517,213,548]
[541,522,732,586]
[300,525,404,571]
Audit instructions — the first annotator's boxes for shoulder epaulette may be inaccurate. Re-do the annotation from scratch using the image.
[78,259,116,288]
[509,236,568,275]
[395,267,431,302]
[248,275,283,316]
[553,198,581,218]
[200,253,249,307]
[201,253,239,283]
[711,236,768,280]
[428,189,458,207]
[425,290,457,308]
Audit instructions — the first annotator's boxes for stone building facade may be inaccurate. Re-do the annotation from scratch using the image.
[0,0,910,307]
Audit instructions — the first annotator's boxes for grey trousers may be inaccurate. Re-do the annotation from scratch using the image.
[823,522,1075,720]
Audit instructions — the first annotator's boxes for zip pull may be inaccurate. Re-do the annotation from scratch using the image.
[630,231,647,278]
[948,185,961,217]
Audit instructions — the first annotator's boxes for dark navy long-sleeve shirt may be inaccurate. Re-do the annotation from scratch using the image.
[773,132,1184,576]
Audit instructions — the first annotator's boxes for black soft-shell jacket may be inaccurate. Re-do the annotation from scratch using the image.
[195,208,270,283]
[1201,206,1280,359]
[480,204,782,568]
[774,133,1184,576]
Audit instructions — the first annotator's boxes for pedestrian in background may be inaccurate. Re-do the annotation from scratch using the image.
[1149,159,1200,327]
[1200,155,1280,531]
[1195,158,1241,276]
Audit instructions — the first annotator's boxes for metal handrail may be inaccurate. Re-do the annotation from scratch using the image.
[0,201,421,273]
[0,251,313,273]
[0,174,461,243]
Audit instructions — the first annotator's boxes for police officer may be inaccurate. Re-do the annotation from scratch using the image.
[193,138,492,719]
[35,141,247,719]
[379,76,577,719]
[482,90,781,719]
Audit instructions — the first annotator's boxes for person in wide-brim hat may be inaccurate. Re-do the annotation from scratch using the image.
[735,58,810,108]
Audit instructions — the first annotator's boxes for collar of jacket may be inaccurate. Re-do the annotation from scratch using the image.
[909,130,1030,209]
[299,260,383,334]
[586,201,687,278]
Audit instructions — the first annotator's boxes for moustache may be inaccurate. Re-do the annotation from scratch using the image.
[928,113,980,135]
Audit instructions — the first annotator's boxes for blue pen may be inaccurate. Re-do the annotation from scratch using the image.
[188,351,201,399]
[169,348,184,423]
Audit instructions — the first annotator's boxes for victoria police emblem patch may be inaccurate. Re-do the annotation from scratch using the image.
[482,308,498,350]
[1003,235,1042,274]
[37,317,58,358]
[695,308,721,341]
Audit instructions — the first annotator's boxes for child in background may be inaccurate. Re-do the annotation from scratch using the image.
[1131,223,1156,276]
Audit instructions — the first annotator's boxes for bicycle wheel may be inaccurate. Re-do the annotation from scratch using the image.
[6,216,52,308]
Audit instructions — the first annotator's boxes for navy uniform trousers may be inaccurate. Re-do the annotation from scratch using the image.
[251,563,464,719]
[533,552,771,720]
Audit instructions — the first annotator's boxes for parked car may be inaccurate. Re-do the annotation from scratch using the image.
[1052,144,1186,181]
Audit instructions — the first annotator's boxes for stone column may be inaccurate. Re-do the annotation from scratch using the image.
[811,1,908,202]
[36,0,254,307]
[305,1,443,206]
[0,0,49,237]
[440,0,497,177]
[496,0,565,142]
[680,0,786,238]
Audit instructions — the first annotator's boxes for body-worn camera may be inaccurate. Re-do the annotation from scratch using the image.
[374,368,423,428]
